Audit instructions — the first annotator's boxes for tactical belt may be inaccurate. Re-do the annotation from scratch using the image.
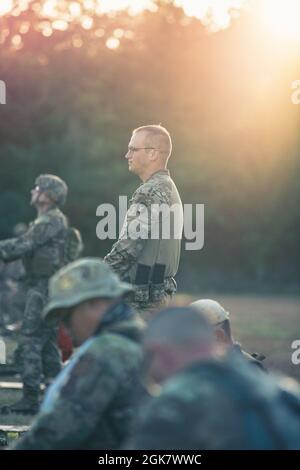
[126,263,176,303]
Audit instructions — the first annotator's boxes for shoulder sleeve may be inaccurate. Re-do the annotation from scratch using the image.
[104,187,151,277]
[15,344,125,450]
[134,378,238,450]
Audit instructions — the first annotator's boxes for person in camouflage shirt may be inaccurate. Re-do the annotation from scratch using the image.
[105,125,183,320]
[14,258,144,450]
[0,174,69,413]
[0,223,27,328]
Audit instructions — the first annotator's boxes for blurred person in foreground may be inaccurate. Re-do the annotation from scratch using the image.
[133,306,300,450]
[14,257,144,450]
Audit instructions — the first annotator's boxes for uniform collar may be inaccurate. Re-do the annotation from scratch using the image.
[145,169,170,183]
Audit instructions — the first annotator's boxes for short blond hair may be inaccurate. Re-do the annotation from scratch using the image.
[133,124,172,162]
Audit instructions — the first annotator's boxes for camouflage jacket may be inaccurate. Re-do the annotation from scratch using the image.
[105,170,183,304]
[14,302,143,450]
[0,207,68,279]
[133,352,300,450]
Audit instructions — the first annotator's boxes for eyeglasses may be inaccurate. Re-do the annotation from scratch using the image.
[127,146,157,153]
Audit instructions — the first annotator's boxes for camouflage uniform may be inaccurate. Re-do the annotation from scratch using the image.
[134,352,300,450]
[105,169,183,320]
[0,175,69,412]
[0,223,27,326]
[0,258,26,325]
[0,261,7,327]
[14,258,143,450]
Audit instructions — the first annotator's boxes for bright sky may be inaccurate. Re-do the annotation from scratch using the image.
[1,0,300,39]
[0,0,247,31]
[259,0,300,41]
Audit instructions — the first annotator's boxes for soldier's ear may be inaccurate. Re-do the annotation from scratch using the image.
[215,327,227,344]
[149,149,159,161]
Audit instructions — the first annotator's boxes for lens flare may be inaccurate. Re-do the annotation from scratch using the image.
[260,0,300,41]
[0,0,13,16]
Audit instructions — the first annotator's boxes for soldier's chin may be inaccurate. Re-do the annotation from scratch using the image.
[128,164,136,174]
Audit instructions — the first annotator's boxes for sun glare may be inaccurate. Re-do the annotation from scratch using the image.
[0,1,247,31]
[0,0,13,16]
[175,0,247,30]
[260,0,300,41]
[8,0,299,40]
[97,0,156,15]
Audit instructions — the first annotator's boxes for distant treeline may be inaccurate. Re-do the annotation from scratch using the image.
[0,2,299,293]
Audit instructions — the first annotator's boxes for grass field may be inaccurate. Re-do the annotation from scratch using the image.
[0,294,300,429]
[178,294,300,381]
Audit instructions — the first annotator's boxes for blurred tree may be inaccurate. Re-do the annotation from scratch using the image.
[0,1,299,292]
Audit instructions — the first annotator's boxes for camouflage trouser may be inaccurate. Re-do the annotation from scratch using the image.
[129,293,171,323]
[0,281,27,326]
[18,280,61,390]
[0,282,8,326]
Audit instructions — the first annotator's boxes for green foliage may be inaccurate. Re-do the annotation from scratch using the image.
[0,2,299,292]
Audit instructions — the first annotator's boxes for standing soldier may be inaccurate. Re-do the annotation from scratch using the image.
[105,125,183,320]
[0,174,70,413]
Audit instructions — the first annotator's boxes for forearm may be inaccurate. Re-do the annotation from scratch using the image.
[105,238,145,278]
[0,238,33,262]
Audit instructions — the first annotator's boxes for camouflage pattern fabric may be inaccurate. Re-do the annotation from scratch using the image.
[0,207,68,391]
[35,174,68,207]
[17,280,61,388]
[105,169,182,315]
[14,302,143,450]
[0,207,69,278]
[130,294,171,323]
[0,229,26,325]
[134,352,300,450]
[0,260,26,324]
